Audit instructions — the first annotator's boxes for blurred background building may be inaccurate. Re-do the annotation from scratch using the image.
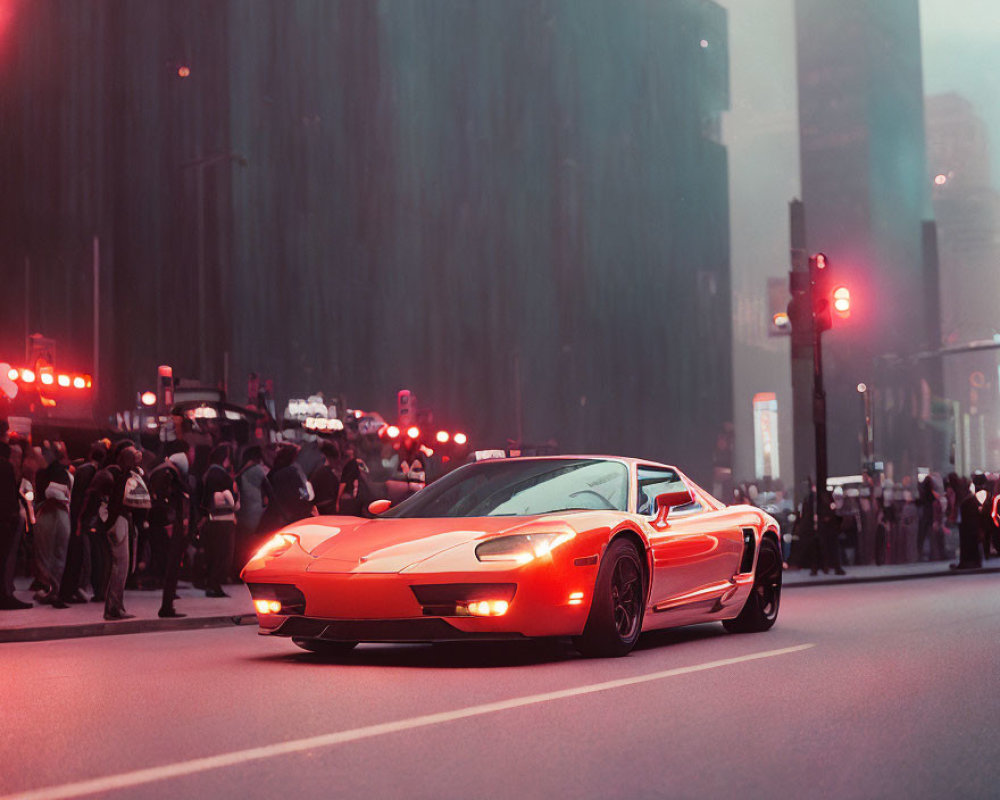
[0,0,734,483]
[926,93,1000,472]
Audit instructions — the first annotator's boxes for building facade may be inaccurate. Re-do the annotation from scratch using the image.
[925,93,1000,471]
[1,0,733,482]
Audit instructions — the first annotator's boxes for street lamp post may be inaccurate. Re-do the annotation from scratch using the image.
[180,151,248,383]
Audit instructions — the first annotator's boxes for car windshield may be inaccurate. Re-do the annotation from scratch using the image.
[381,458,629,518]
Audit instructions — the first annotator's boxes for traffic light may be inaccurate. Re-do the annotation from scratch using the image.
[767,277,792,336]
[808,253,833,331]
[832,285,851,318]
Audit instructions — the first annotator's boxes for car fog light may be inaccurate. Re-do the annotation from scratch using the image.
[467,600,509,617]
[254,599,282,614]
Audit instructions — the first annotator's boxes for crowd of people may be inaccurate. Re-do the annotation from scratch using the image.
[6,416,1000,622]
[732,470,1000,575]
[0,420,374,619]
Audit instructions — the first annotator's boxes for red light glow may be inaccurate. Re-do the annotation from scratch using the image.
[72,376,86,389]
[406,426,420,440]
[832,286,851,315]
[20,369,35,383]
[57,374,70,387]
[140,391,158,407]
[6,368,17,381]
[177,65,191,78]
[386,425,400,439]
[453,432,467,445]
[436,431,450,443]
[40,372,54,385]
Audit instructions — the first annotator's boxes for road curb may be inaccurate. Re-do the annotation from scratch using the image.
[783,564,1000,589]
[0,613,256,644]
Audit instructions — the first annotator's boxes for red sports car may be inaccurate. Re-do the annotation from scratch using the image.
[242,456,782,657]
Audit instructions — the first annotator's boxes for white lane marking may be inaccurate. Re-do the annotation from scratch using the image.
[6,643,814,800]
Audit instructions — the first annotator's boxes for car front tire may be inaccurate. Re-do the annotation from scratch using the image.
[574,538,645,657]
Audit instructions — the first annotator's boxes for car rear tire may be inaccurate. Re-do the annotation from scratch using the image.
[722,536,782,633]
[292,638,358,655]
[574,538,645,657]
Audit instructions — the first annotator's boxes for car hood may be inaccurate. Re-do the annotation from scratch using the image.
[295,515,552,574]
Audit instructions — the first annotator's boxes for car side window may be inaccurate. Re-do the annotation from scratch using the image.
[635,466,702,517]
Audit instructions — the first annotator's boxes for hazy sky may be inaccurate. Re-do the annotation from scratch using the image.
[921,0,1000,184]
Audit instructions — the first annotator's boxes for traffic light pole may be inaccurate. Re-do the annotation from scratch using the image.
[811,311,830,533]
[787,201,835,552]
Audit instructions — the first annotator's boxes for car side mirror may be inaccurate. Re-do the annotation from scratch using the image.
[368,499,392,515]
[653,490,694,527]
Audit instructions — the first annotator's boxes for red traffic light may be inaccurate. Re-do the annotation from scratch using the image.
[832,285,851,317]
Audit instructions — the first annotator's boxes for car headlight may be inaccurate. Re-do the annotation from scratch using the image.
[475,532,575,564]
[251,533,299,561]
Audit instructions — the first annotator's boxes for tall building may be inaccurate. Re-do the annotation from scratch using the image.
[0,1,733,482]
[925,93,1000,471]
[795,0,940,479]
[720,0,799,486]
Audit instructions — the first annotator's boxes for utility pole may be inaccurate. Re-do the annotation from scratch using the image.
[788,200,814,505]
[93,235,100,399]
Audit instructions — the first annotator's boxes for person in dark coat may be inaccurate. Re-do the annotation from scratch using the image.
[79,456,117,603]
[149,442,192,617]
[309,442,340,516]
[102,447,139,620]
[336,446,371,517]
[916,474,936,562]
[56,442,107,605]
[951,473,982,570]
[200,444,238,598]
[0,440,31,609]
[259,443,314,534]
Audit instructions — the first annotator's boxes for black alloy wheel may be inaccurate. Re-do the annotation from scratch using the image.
[574,538,646,657]
[722,536,782,633]
[611,555,642,640]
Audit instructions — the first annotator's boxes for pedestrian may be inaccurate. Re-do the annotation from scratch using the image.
[0,439,31,609]
[148,442,192,618]
[32,442,73,605]
[337,445,371,516]
[259,442,314,533]
[200,444,238,598]
[951,473,982,571]
[916,474,936,562]
[56,442,107,605]
[235,445,268,571]
[985,475,1000,560]
[103,444,149,620]
[79,451,117,604]
[309,442,340,516]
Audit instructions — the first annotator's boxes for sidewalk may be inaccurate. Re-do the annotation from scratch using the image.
[783,559,1000,586]
[4,560,1000,644]
[0,578,255,644]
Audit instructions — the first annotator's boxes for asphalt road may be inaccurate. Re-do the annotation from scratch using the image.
[3,574,1000,800]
